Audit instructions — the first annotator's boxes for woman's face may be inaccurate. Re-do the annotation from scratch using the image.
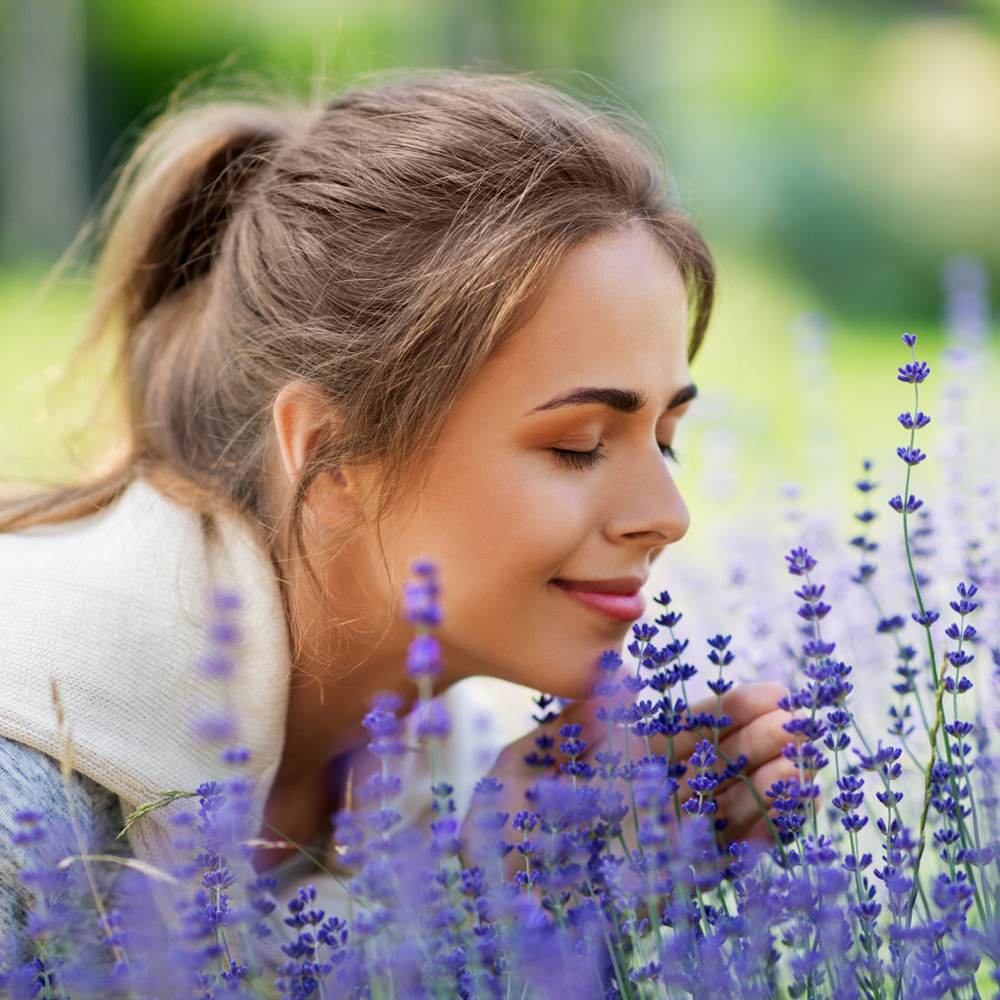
[349,224,695,699]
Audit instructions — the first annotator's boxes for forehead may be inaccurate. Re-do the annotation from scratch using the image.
[479,226,692,404]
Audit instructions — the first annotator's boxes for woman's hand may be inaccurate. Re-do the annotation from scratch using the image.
[463,681,797,868]
[660,682,798,841]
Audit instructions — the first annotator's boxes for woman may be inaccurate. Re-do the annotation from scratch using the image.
[0,72,793,947]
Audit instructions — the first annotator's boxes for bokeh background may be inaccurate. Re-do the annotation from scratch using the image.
[1,0,997,555]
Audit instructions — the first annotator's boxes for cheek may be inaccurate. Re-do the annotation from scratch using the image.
[413,454,595,592]
[462,471,589,561]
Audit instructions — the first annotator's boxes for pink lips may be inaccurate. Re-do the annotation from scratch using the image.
[553,577,646,623]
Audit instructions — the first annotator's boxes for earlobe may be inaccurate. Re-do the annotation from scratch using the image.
[306,467,361,530]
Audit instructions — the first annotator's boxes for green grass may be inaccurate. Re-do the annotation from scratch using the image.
[0,267,116,486]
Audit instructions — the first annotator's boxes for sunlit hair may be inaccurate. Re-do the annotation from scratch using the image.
[0,72,714,548]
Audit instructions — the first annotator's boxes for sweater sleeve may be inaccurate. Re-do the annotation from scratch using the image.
[0,738,126,965]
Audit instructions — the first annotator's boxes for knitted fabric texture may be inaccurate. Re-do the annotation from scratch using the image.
[0,481,291,875]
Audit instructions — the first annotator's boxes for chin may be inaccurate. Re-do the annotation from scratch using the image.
[540,650,621,701]
[454,633,627,701]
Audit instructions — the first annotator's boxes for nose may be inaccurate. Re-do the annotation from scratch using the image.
[606,447,690,550]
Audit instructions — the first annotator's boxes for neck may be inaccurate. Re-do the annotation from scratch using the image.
[257,551,422,867]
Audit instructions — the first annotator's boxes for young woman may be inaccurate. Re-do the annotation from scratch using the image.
[0,72,793,944]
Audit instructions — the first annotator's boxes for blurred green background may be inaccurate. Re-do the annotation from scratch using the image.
[1,0,997,536]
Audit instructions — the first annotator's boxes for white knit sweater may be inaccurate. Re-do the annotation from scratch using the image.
[0,481,291,870]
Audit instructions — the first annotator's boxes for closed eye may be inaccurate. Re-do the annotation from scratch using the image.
[552,444,605,471]
[659,443,680,464]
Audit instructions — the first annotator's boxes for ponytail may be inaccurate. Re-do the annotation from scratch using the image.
[96,104,292,331]
[0,103,295,532]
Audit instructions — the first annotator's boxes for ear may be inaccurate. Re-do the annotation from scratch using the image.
[273,380,334,481]
[272,381,354,526]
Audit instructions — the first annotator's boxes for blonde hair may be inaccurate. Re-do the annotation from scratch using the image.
[0,72,714,544]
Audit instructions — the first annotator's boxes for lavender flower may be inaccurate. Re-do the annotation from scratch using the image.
[402,559,442,627]
[7,324,1000,999]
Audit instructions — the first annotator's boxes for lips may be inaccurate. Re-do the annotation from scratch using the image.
[552,577,646,623]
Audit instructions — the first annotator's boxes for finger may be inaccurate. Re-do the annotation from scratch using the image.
[547,684,792,780]
[667,682,791,760]
[692,682,791,731]
[514,683,793,789]
[712,755,799,840]
[714,708,795,776]
[745,813,781,845]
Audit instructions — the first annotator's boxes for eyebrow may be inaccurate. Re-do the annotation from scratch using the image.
[533,384,698,414]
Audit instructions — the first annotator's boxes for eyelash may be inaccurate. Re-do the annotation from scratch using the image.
[660,444,680,465]
[551,442,680,470]
[552,444,605,471]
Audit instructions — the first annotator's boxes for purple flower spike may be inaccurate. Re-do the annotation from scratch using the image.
[209,620,241,646]
[895,446,926,466]
[946,650,974,669]
[200,652,234,679]
[950,594,979,616]
[797,602,831,622]
[212,590,243,613]
[945,623,976,641]
[220,747,251,765]
[794,583,825,602]
[888,494,924,514]
[403,560,442,627]
[876,615,905,633]
[631,623,659,643]
[902,333,917,347]
[11,810,47,848]
[689,739,718,770]
[405,633,443,680]
[854,741,901,771]
[415,699,451,740]
[194,709,238,743]
[785,547,817,576]
[363,692,406,758]
[598,650,623,673]
[897,361,930,384]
